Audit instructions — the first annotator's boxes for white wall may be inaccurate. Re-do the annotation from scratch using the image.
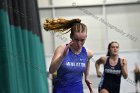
[37,0,139,7]
[39,3,140,56]
[107,4,140,50]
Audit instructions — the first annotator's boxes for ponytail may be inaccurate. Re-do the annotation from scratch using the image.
[43,18,81,33]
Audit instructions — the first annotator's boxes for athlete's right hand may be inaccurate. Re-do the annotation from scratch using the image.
[85,79,93,93]
[62,41,73,57]
[97,71,102,77]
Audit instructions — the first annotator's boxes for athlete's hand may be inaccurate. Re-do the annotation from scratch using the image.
[62,41,73,57]
[121,59,126,67]
[121,58,128,79]
[85,79,93,93]
[97,71,102,78]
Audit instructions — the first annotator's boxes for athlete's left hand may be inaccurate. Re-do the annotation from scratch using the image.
[121,58,128,79]
[121,59,126,67]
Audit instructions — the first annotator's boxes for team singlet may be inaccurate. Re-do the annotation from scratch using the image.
[53,47,88,93]
[99,57,122,93]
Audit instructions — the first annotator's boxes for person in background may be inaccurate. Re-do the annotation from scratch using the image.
[44,18,94,93]
[134,63,140,93]
[95,41,128,93]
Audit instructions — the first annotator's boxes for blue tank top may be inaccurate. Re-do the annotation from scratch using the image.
[55,46,88,86]
[99,57,122,89]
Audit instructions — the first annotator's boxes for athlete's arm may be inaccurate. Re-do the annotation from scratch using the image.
[121,58,128,79]
[49,42,72,74]
[84,49,94,93]
[95,56,106,77]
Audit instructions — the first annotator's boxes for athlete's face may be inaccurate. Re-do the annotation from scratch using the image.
[71,32,87,50]
[109,42,119,56]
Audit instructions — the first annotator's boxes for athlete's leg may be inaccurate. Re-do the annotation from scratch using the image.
[99,89,109,93]
[135,77,138,92]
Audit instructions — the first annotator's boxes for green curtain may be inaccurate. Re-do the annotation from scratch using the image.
[0,0,49,93]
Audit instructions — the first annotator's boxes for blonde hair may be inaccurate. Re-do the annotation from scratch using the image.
[43,18,87,34]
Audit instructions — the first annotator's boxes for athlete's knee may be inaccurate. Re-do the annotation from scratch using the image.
[100,89,109,93]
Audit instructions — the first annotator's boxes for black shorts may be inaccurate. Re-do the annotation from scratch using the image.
[135,76,140,84]
[134,73,140,83]
[99,85,120,93]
